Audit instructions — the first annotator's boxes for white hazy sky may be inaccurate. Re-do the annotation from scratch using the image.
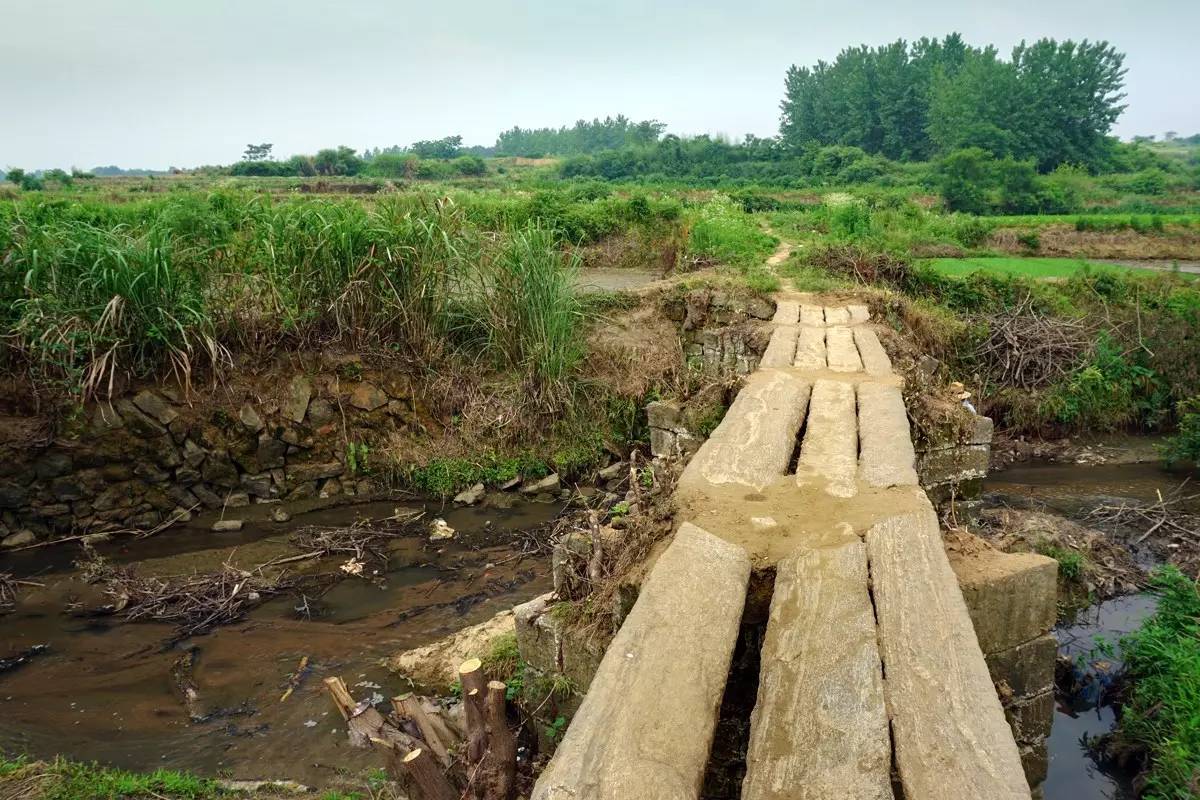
[3,0,1198,170]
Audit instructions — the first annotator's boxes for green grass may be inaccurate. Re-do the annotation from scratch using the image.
[1117,567,1200,799]
[922,256,1188,280]
[0,756,224,800]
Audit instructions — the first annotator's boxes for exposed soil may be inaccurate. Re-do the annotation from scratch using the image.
[990,225,1200,260]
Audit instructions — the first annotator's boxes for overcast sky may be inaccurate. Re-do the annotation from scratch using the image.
[3,0,1197,170]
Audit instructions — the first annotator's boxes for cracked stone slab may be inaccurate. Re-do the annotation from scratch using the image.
[796,380,858,498]
[531,523,750,800]
[800,305,824,327]
[760,325,800,368]
[867,510,1031,800]
[772,300,800,325]
[823,306,850,325]
[853,328,892,376]
[857,382,918,488]
[742,542,893,800]
[681,372,811,491]
[825,327,863,373]
[793,327,826,370]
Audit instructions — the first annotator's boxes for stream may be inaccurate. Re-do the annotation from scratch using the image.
[0,497,560,788]
[984,456,1192,799]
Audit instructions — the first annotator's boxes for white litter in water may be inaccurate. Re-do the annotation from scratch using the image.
[304,720,318,728]
[354,681,382,690]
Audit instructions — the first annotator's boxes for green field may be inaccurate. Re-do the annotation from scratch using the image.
[923,256,1189,279]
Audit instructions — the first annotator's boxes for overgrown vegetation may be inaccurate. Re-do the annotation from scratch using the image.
[1115,567,1200,799]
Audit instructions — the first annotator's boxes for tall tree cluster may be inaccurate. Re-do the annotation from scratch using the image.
[495,115,666,157]
[780,34,1127,170]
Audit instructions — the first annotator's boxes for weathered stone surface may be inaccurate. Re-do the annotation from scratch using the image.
[286,461,344,484]
[799,305,824,327]
[918,444,990,487]
[201,450,239,488]
[986,634,1056,700]
[824,326,863,373]
[256,436,288,471]
[282,375,312,423]
[115,399,166,438]
[34,452,73,480]
[796,380,858,498]
[349,382,387,411]
[853,328,892,376]
[531,524,750,800]
[238,404,264,433]
[772,300,799,325]
[866,509,1031,800]
[680,371,810,492]
[823,306,850,326]
[225,491,250,508]
[1005,689,1054,744]
[306,397,335,426]
[742,542,892,800]
[793,326,826,370]
[2,529,36,548]
[132,390,178,426]
[453,482,485,505]
[520,473,560,495]
[240,472,274,498]
[211,519,243,532]
[646,400,682,430]
[847,304,870,324]
[759,325,799,368]
[389,609,517,690]
[857,382,918,488]
[950,546,1058,655]
[0,483,29,509]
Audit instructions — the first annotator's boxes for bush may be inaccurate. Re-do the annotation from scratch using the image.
[1163,397,1200,465]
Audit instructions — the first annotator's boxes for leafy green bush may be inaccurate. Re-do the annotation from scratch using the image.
[1163,397,1200,465]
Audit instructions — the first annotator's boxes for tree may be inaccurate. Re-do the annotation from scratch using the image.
[935,148,994,214]
[4,167,25,185]
[410,136,463,159]
[243,143,274,161]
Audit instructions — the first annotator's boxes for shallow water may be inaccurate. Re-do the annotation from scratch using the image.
[1044,594,1157,800]
[573,267,661,291]
[0,497,560,787]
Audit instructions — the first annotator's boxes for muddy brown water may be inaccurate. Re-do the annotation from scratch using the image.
[0,498,560,788]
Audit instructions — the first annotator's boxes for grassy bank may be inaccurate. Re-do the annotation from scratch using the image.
[1115,567,1200,799]
[923,256,1194,279]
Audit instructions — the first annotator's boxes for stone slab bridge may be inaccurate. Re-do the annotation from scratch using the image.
[531,296,1042,800]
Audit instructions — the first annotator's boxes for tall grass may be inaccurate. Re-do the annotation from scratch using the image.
[470,223,584,384]
[1118,566,1200,799]
[2,193,594,398]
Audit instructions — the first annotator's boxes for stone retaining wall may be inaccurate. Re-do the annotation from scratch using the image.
[948,538,1059,788]
[0,371,428,547]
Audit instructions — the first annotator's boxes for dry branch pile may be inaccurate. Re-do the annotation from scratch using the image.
[975,295,1094,390]
[81,555,293,637]
[325,657,518,800]
[1085,483,1200,549]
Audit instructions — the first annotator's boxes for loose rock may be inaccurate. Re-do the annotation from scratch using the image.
[520,473,560,495]
[453,482,486,506]
[212,520,244,532]
[429,518,455,541]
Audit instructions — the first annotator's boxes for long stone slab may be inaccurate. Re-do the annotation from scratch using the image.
[742,542,893,800]
[866,510,1031,800]
[853,328,892,376]
[823,306,850,325]
[531,523,751,800]
[848,304,870,324]
[796,380,858,498]
[825,327,863,373]
[793,327,826,370]
[857,382,917,487]
[760,325,800,368]
[773,300,800,325]
[800,304,824,327]
[682,371,811,491]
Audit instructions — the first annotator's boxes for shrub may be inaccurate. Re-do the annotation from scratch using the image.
[1163,397,1200,465]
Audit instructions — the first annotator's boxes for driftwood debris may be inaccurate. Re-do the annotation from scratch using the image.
[976,295,1094,390]
[324,660,519,800]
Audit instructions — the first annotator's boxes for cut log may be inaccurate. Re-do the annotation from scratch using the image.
[459,657,489,763]
[393,693,453,766]
[323,676,357,720]
[401,747,459,800]
[474,680,517,800]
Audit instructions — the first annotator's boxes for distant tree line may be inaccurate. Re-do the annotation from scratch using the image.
[495,115,667,157]
[780,33,1127,171]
